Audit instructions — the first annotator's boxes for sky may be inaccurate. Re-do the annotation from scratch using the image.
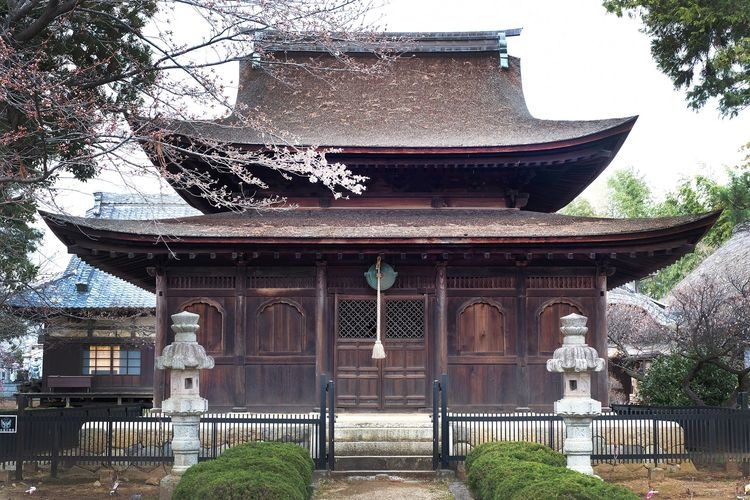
[37,0,750,274]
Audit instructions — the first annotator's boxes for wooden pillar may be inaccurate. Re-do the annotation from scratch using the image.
[234,262,247,409]
[595,270,609,408]
[153,268,168,408]
[515,266,529,409]
[315,261,328,381]
[435,263,448,376]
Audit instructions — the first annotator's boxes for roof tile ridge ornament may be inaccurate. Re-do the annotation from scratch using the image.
[498,32,508,69]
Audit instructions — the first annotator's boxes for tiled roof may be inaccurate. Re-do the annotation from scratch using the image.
[11,192,197,311]
[85,192,199,220]
[608,285,673,327]
[161,33,635,149]
[10,257,155,310]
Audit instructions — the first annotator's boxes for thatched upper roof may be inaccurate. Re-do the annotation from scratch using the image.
[161,31,634,150]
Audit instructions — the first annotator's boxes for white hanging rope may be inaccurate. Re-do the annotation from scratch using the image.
[372,256,386,359]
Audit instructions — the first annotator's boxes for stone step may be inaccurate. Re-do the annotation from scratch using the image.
[333,455,434,471]
[326,470,445,480]
[335,439,434,456]
[335,426,434,443]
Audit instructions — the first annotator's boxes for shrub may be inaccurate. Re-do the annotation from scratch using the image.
[464,441,638,500]
[172,442,313,500]
[639,354,736,406]
[465,441,566,470]
[511,473,639,500]
[220,441,314,480]
[467,453,566,499]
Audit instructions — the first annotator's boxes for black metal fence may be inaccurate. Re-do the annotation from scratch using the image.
[3,377,335,479]
[433,374,750,469]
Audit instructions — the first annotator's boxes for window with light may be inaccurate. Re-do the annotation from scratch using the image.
[82,346,141,375]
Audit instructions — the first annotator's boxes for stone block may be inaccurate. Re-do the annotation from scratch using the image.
[648,466,666,481]
[593,420,684,450]
[99,468,117,484]
[159,474,180,500]
[111,425,140,449]
[79,426,107,454]
[146,469,166,486]
[138,422,172,447]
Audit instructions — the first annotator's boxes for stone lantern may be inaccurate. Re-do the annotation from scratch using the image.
[546,313,605,475]
[156,311,215,499]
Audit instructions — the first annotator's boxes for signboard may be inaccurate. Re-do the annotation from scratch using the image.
[0,415,17,433]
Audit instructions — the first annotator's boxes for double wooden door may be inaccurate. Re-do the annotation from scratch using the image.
[335,296,428,410]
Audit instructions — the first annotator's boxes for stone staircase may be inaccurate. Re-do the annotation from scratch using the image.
[333,413,435,473]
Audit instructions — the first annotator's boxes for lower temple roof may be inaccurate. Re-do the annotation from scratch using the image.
[42,207,718,241]
[40,208,720,291]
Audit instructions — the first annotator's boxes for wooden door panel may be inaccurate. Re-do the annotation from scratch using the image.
[335,341,381,408]
[382,339,426,409]
[335,297,428,410]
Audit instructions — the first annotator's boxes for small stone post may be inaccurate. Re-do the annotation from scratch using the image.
[156,311,215,500]
[546,313,605,475]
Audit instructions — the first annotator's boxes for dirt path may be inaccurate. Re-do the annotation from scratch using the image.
[314,475,469,500]
[0,468,746,499]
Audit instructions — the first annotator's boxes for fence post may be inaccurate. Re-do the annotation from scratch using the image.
[327,380,335,471]
[440,373,449,469]
[549,416,555,451]
[652,417,659,468]
[738,391,748,410]
[14,395,25,481]
[432,379,439,470]
[50,420,59,478]
[318,374,327,470]
[106,408,113,468]
[211,416,218,460]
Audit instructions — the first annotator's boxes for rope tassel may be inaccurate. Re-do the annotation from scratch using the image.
[372,256,386,359]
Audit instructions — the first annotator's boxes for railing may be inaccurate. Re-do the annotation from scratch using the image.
[3,375,336,479]
[432,374,750,469]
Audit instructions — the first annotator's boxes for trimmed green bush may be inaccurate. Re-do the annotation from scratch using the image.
[220,441,314,480]
[172,442,314,500]
[465,440,566,470]
[464,441,638,500]
[467,454,567,499]
[511,473,639,500]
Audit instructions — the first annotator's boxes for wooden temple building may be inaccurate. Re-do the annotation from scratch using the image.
[42,31,718,412]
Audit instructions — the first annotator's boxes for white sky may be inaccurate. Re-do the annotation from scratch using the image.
[36,0,750,274]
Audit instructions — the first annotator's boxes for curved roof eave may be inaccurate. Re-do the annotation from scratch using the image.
[40,209,719,247]
[151,115,637,154]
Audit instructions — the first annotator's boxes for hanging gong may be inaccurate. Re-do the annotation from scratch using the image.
[364,262,397,290]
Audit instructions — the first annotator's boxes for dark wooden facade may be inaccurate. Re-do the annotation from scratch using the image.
[42,31,720,412]
[150,262,605,412]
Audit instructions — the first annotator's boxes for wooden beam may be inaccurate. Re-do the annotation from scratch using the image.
[153,269,168,409]
[234,263,247,409]
[435,263,447,377]
[315,262,328,382]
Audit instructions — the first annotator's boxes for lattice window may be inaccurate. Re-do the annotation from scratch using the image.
[338,299,376,339]
[386,300,425,339]
[526,276,594,289]
[168,276,235,289]
[338,298,425,339]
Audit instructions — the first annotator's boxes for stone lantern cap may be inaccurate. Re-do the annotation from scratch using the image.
[546,313,604,373]
[155,311,215,370]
